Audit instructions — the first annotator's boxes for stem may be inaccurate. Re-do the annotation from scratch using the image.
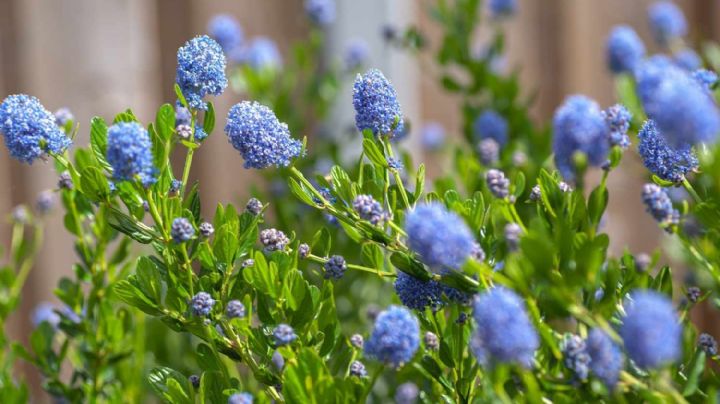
[180,112,198,197]
[381,139,411,209]
[387,220,407,237]
[681,177,702,204]
[181,244,194,296]
[306,254,395,277]
[508,203,527,233]
[67,192,93,266]
[144,188,169,241]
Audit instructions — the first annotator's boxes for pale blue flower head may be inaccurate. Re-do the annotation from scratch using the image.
[648,1,687,45]
[225,101,302,169]
[674,49,701,71]
[364,305,420,367]
[208,14,243,54]
[606,25,645,74]
[344,38,370,71]
[474,110,508,147]
[0,94,71,163]
[420,122,445,151]
[305,0,335,26]
[242,37,282,71]
[642,183,680,228]
[353,68,404,137]
[638,120,697,182]
[586,328,623,389]
[176,35,228,110]
[107,122,157,187]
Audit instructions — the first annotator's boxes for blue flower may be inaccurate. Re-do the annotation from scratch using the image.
[259,228,290,252]
[674,49,701,71]
[620,290,681,369]
[698,333,718,356]
[470,286,539,367]
[562,334,590,381]
[0,94,72,163]
[228,392,253,404]
[395,382,419,404]
[207,14,243,54]
[241,37,282,70]
[107,122,157,187]
[642,183,680,228]
[305,0,335,26]
[349,360,367,377]
[602,104,632,148]
[353,194,386,225]
[474,110,508,147]
[53,108,74,127]
[648,1,687,45]
[420,122,445,151]
[171,217,194,243]
[486,169,510,199]
[170,179,182,193]
[175,105,191,126]
[606,26,645,74]
[246,197,264,215]
[478,138,500,166]
[323,255,347,280]
[586,328,623,389]
[638,120,697,182]
[552,95,610,180]
[344,38,369,71]
[226,300,246,319]
[692,69,718,92]
[190,292,215,316]
[488,0,517,18]
[405,202,475,272]
[273,323,297,346]
[194,125,208,142]
[353,68,404,137]
[176,35,227,110]
[394,272,443,311]
[32,302,60,328]
[225,101,302,169]
[364,305,420,367]
[199,222,214,238]
[635,55,720,147]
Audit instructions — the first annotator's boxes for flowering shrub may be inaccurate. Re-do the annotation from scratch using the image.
[3,0,720,403]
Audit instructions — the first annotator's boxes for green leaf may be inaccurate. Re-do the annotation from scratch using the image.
[199,371,225,404]
[651,175,675,187]
[311,228,332,257]
[136,256,162,304]
[148,367,193,404]
[203,102,216,134]
[107,208,156,244]
[683,350,706,396]
[156,104,175,141]
[90,117,112,171]
[362,138,387,168]
[79,167,110,202]
[414,163,425,200]
[587,186,608,228]
[174,83,189,109]
[390,253,428,280]
[361,243,384,271]
[243,251,278,298]
[288,178,316,206]
[114,279,163,315]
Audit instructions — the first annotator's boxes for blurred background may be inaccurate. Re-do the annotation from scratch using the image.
[1,0,719,394]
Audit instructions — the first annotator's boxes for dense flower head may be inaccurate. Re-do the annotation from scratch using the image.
[404,202,475,272]
[364,305,420,367]
[190,292,215,316]
[241,37,282,70]
[552,95,610,180]
[635,55,720,147]
[57,171,73,190]
[272,350,284,370]
[648,1,687,45]
[504,223,523,251]
[298,243,310,259]
[188,374,200,388]
[323,255,347,280]
[620,290,681,369]
[395,382,419,404]
[246,197,264,215]
[478,138,500,166]
[606,25,646,74]
[226,300,246,319]
[692,69,718,92]
[349,360,367,377]
[35,191,54,214]
[698,333,718,356]
[259,228,290,252]
[350,334,364,349]
[602,104,632,148]
[471,286,539,367]
[273,323,297,346]
[176,35,228,110]
[198,222,214,238]
[424,331,439,350]
[562,334,590,381]
[169,179,182,193]
[486,169,510,199]
[344,38,369,71]
[474,110,509,146]
[420,122,445,151]
[175,105,191,126]
[225,101,302,169]
[176,124,192,140]
[107,122,157,186]
[394,272,443,311]
[674,49,701,71]
[0,94,72,163]
[642,183,680,228]
[208,14,243,54]
[305,0,335,26]
[53,108,74,127]
[228,392,253,404]
[353,68,404,137]
[171,217,195,243]
[194,125,208,142]
[488,0,517,18]
[586,328,623,389]
[686,286,701,303]
[32,302,60,328]
[352,194,386,225]
[638,120,697,183]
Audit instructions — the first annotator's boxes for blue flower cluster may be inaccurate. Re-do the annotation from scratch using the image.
[242,37,282,71]
[405,202,475,272]
[648,1,687,46]
[226,300,246,319]
[352,194,386,225]
[344,38,369,71]
[228,392,253,404]
[602,104,632,149]
[225,101,302,169]
[562,334,590,381]
[474,110,508,147]
[635,55,720,147]
[552,95,610,180]
[171,217,195,243]
[259,228,290,252]
[305,0,335,26]
[364,305,420,367]
[273,323,297,346]
[674,49,701,71]
[638,120,697,183]
[395,383,419,404]
[471,286,538,367]
[420,122,445,151]
[692,69,718,92]
[176,35,228,110]
[606,25,645,74]
[586,328,623,389]
[0,94,72,163]
[323,255,347,280]
[54,108,74,127]
[393,272,469,311]
[478,138,500,166]
[107,122,157,187]
[486,169,510,199]
[32,302,60,328]
[353,68,404,137]
[488,0,517,18]
[620,290,681,369]
[190,292,215,316]
[641,183,680,228]
[207,14,243,54]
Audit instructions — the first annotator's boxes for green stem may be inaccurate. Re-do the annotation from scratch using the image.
[387,220,407,237]
[180,112,198,197]
[382,139,411,209]
[306,254,395,277]
[681,177,702,204]
[144,188,169,241]
[181,244,194,296]
[508,203,527,233]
